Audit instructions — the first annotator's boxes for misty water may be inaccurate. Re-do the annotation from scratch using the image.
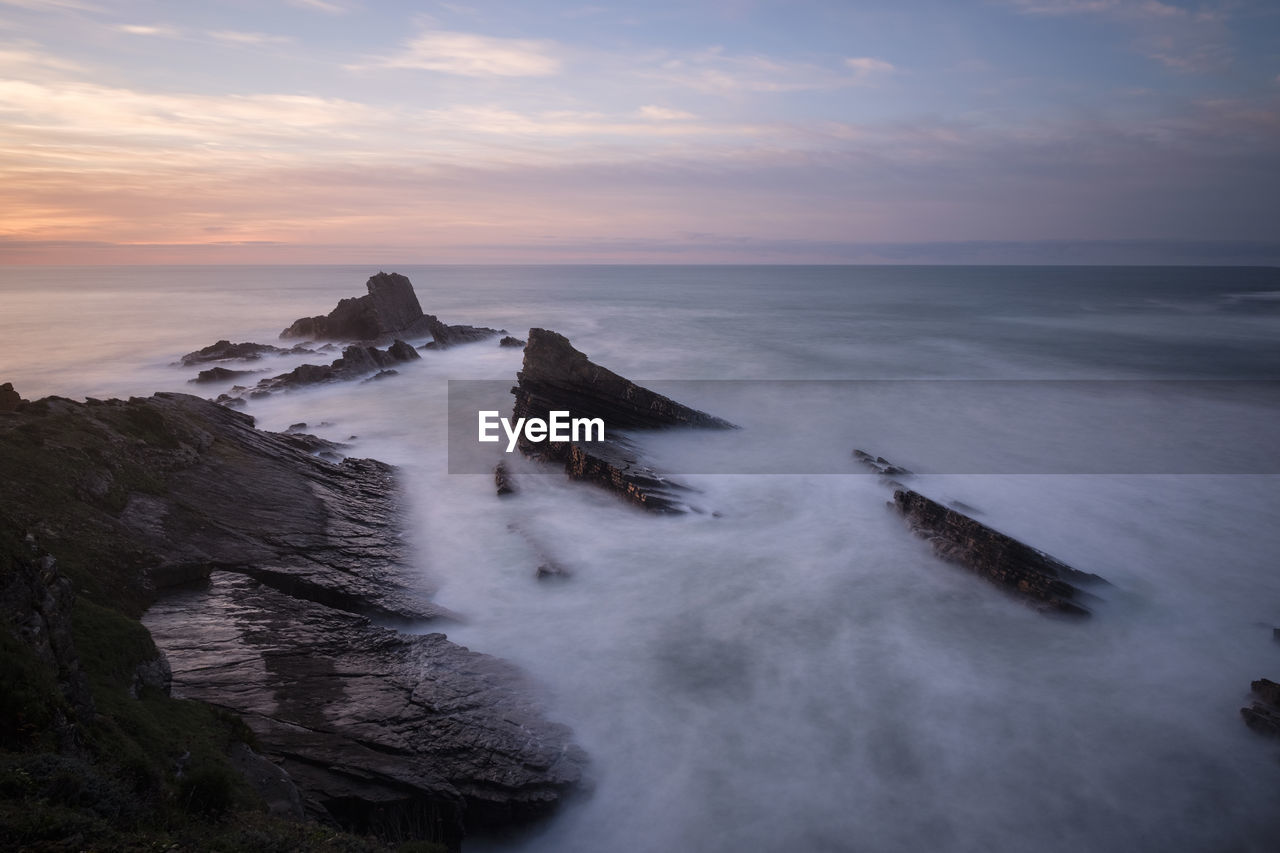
[4,265,1280,851]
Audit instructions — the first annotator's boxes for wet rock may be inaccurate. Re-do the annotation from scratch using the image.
[509,329,734,512]
[189,366,263,384]
[0,382,23,412]
[1,390,585,845]
[179,339,313,366]
[230,339,420,400]
[280,272,432,341]
[1241,679,1280,737]
[494,462,517,497]
[852,449,913,478]
[499,336,527,348]
[147,572,585,847]
[422,314,504,349]
[891,488,1107,616]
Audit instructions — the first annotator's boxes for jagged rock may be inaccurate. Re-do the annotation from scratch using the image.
[0,382,22,412]
[189,366,263,384]
[499,336,527,348]
[280,272,431,341]
[494,462,517,497]
[179,340,313,366]
[363,369,398,382]
[509,329,734,512]
[147,572,584,848]
[421,315,504,349]
[891,488,1107,616]
[0,537,95,724]
[230,340,420,400]
[1241,679,1280,737]
[0,391,585,845]
[852,449,913,478]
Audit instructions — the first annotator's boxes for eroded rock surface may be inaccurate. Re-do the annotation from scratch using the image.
[180,339,314,366]
[509,328,734,512]
[420,315,504,349]
[892,487,1106,616]
[1241,678,1280,737]
[217,339,420,402]
[0,390,584,847]
[280,272,432,341]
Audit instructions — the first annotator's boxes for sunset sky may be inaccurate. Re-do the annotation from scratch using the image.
[1,0,1277,263]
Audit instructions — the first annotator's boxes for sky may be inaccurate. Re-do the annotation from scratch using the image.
[0,0,1277,264]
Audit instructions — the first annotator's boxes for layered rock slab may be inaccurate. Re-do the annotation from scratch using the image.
[509,328,734,512]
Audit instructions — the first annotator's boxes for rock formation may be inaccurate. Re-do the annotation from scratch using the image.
[419,315,504,349]
[0,390,584,849]
[179,339,314,366]
[1241,679,1280,737]
[190,366,263,384]
[280,272,429,341]
[499,336,527,348]
[216,339,420,401]
[510,329,734,512]
[891,488,1106,616]
[0,382,22,412]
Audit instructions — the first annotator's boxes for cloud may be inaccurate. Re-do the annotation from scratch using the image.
[638,105,695,121]
[650,48,882,94]
[286,0,348,14]
[845,56,895,81]
[116,24,181,37]
[374,29,561,76]
[0,0,101,11]
[210,30,293,46]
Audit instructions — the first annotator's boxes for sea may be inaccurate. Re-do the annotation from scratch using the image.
[3,264,1280,852]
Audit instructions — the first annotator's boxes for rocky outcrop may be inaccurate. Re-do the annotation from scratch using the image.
[190,366,263,384]
[0,382,22,412]
[0,390,584,848]
[420,315,505,349]
[1241,679,1280,737]
[280,272,431,341]
[218,339,420,401]
[499,336,527,348]
[891,488,1106,616]
[508,329,733,513]
[852,449,912,479]
[180,340,315,366]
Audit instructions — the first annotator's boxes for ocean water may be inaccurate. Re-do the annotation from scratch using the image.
[3,264,1280,851]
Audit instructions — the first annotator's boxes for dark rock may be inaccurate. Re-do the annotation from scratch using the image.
[147,572,584,847]
[0,390,585,845]
[1241,679,1280,737]
[179,340,313,366]
[509,329,733,512]
[231,339,420,400]
[0,382,22,412]
[891,488,1107,616]
[536,563,571,581]
[422,314,504,349]
[852,449,913,478]
[129,651,172,698]
[280,272,432,341]
[499,336,527,348]
[189,366,263,384]
[494,462,517,497]
[287,422,308,433]
[228,742,305,821]
[363,369,398,382]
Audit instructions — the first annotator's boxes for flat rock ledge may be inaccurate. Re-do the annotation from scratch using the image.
[0,389,585,850]
[510,328,734,512]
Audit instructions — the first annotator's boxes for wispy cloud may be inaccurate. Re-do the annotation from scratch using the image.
[0,0,101,11]
[116,24,181,38]
[210,30,293,46]
[285,0,348,14]
[638,105,695,121]
[649,47,889,94]
[371,28,562,76]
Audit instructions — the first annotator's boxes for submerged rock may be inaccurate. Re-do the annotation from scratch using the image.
[891,487,1107,616]
[179,339,313,366]
[189,366,263,384]
[510,329,735,512]
[421,314,504,349]
[226,339,420,400]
